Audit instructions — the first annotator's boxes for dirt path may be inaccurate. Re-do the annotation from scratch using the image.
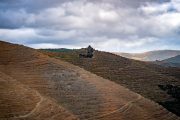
[87,94,142,120]
[14,91,44,119]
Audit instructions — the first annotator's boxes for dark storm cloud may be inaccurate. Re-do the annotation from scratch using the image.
[0,0,171,29]
[0,0,64,10]
[0,0,171,12]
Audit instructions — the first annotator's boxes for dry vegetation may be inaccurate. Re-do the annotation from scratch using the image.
[40,48,180,116]
[0,41,180,120]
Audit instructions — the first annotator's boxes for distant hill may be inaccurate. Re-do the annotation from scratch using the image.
[163,55,180,63]
[154,55,180,67]
[115,50,180,61]
[40,48,73,52]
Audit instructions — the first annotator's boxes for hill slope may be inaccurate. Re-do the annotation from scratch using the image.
[115,50,180,61]
[40,48,180,116]
[1,41,180,120]
[155,55,180,67]
[161,55,180,67]
[163,55,180,63]
[0,72,77,120]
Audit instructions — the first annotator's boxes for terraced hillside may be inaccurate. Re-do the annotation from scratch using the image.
[40,48,180,116]
[1,41,180,120]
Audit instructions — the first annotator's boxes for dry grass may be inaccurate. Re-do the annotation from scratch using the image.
[40,48,180,116]
[0,41,180,120]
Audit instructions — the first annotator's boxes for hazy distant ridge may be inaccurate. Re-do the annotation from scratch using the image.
[154,55,180,67]
[115,50,180,61]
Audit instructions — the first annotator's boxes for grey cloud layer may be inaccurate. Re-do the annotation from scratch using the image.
[0,0,179,52]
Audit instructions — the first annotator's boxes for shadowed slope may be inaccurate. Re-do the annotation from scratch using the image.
[40,49,180,100]
[0,41,180,120]
[40,48,180,116]
[154,55,180,67]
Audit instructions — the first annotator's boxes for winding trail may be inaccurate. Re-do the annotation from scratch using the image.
[14,91,44,119]
[87,94,142,120]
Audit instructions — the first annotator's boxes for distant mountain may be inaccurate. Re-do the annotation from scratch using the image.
[115,50,180,61]
[155,55,180,67]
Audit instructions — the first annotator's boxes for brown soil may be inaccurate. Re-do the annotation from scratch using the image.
[0,41,180,120]
[40,48,180,116]
[0,72,77,120]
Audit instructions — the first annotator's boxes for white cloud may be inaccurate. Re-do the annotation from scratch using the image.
[98,10,119,22]
[0,28,38,43]
[139,3,175,15]
[29,43,82,49]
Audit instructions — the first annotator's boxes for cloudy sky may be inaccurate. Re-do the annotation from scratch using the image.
[0,0,180,53]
